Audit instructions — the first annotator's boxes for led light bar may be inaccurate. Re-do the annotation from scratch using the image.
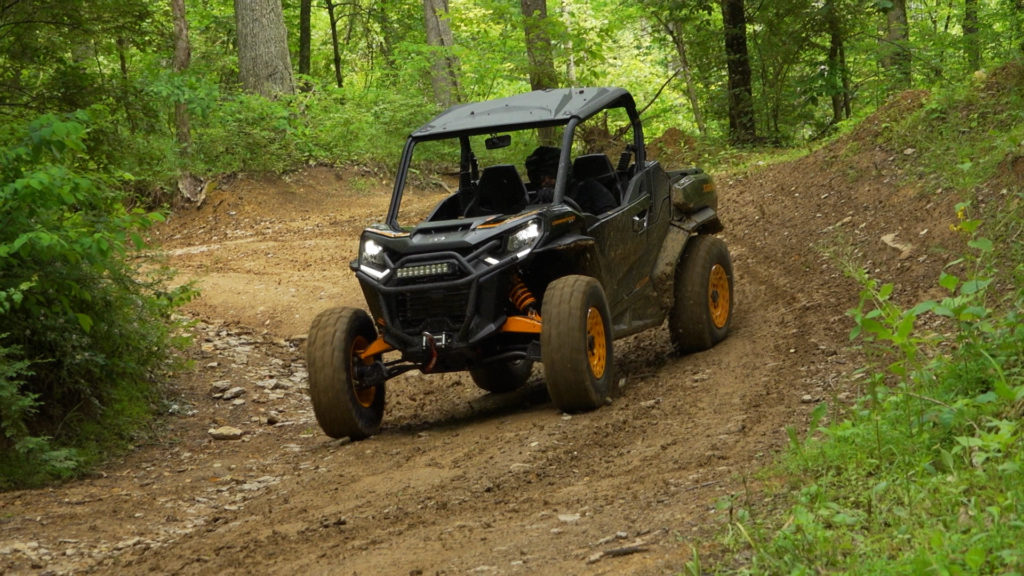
[396,262,453,279]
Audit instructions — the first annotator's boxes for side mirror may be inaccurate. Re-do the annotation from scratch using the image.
[484,134,511,150]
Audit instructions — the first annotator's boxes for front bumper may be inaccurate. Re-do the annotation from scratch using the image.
[354,246,528,371]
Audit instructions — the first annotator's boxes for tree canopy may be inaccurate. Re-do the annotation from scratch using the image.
[1,0,1021,180]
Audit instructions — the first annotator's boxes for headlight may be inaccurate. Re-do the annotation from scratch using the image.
[506,220,542,257]
[361,238,386,267]
[359,238,390,280]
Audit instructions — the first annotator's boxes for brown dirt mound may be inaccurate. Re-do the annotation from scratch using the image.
[0,94,970,575]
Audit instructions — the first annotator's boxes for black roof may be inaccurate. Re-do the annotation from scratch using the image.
[411,87,634,140]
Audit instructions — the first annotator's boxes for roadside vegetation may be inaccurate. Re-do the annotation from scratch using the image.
[702,67,1024,575]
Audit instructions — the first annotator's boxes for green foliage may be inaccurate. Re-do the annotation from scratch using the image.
[0,112,194,488]
[715,197,1024,574]
[4,0,1024,185]
[883,64,1024,191]
[179,79,436,175]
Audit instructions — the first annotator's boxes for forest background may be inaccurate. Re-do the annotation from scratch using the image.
[1,1,1023,571]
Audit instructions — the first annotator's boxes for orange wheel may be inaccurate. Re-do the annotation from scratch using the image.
[586,306,607,379]
[307,307,385,439]
[708,263,731,329]
[669,235,734,354]
[350,335,377,408]
[541,275,613,412]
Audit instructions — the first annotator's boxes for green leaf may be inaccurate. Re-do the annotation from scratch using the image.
[75,313,94,333]
[965,546,987,571]
[960,279,992,295]
[939,448,955,472]
[939,272,959,293]
[809,402,828,430]
[967,237,993,252]
[860,317,891,339]
[958,305,990,321]
[992,379,1015,402]
[909,300,937,316]
[895,313,916,341]
[878,283,894,300]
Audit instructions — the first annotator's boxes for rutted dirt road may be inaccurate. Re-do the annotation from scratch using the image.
[0,94,964,575]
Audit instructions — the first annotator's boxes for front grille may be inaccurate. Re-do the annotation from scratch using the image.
[395,286,471,333]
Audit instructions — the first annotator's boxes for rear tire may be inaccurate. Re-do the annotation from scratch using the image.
[541,275,613,412]
[669,235,734,354]
[307,307,385,440]
[470,359,534,393]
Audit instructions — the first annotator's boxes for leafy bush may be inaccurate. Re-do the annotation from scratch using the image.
[0,112,193,488]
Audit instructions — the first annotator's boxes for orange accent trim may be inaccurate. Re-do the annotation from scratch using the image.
[359,335,394,360]
[477,210,542,229]
[501,315,543,334]
[366,229,409,238]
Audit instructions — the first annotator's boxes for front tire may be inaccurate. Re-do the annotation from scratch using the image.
[541,275,613,412]
[470,359,534,393]
[307,307,385,440]
[669,235,734,354]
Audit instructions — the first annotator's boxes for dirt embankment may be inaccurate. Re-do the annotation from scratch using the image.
[0,94,968,575]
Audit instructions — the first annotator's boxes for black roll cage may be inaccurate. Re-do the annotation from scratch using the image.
[384,88,645,231]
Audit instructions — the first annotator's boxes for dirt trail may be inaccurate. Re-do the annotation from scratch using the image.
[0,95,963,575]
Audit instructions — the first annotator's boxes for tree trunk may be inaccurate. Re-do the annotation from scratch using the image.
[172,0,204,203]
[1017,0,1024,56]
[423,0,461,108]
[665,20,706,137]
[325,0,344,88]
[171,0,191,151]
[963,0,980,71]
[720,0,756,144]
[234,0,295,97]
[521,0,559,145]
[116,37,138,133]
[372,3,398,70]
[562,0,576,85]
[826,0,850,125]
[882,0,911,88]
[298,0,312,89]
[520,0,558,91]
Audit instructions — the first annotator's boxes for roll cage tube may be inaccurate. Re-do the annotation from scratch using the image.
[551,101,645,205]
[385,91,646,228]
[385,138,416,231]
[459,135,477,191]
[551,119,578,206]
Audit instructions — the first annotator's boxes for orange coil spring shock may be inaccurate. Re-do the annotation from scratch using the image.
[509,274,539,317]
